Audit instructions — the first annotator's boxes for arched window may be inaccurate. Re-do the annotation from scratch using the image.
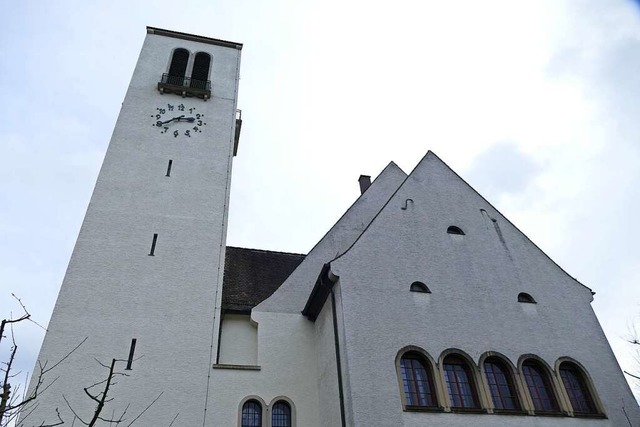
[190,52,211,90]
[410,281,431,293]
[447,225,464,236]
[167,48,189,86]
[447,226,465,235]
[399,352,438,407]
[522,360,559,413]
[559,362,598,415]
[241,400,262,427]
[518,292,536,303]
[271,400,291,427]
[483,357,520,411]
[443,355,479,409]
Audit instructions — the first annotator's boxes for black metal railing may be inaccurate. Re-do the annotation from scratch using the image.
[161,73,186,86]
[158,74,212,99]
[189,77,211,91]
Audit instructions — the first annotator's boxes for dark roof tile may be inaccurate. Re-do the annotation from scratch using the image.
[222,246,305,312]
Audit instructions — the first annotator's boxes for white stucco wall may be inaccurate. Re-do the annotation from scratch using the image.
[209,312,321,426]
[219,314,258,365]
[207,164,408,426]
[23,30,241,427]
[329,152,640,426]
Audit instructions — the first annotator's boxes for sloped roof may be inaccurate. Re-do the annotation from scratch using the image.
[222,246,306,312]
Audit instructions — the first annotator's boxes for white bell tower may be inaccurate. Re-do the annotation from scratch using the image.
[23,27,242,427]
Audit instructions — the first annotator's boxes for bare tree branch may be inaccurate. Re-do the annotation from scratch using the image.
[125,392,162,427]
[168,413,179,427]
[38,407,64,427]
[64,394,88,425]
[623,370,640,381]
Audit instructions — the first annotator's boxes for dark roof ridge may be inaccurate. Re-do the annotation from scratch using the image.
[147,26,243,49]
[226,245,306,257]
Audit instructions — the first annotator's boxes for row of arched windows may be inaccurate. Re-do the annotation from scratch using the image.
[239,396,295,427]
[397,348,604,418]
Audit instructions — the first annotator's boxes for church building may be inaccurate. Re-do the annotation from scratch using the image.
[23,27,640,427]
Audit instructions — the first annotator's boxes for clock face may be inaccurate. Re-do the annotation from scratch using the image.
[151,103,207,138]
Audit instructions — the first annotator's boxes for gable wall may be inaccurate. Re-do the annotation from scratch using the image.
[331,153,639,426]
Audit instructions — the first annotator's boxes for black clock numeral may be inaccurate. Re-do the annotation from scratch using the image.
[173,130,179,138]
[185,130,191,137]
[189,108,194,114]
[197,120,203,126]
[156,114,161,119]
[163,127,169,133]
[178,104,185,111]
[193,126,199,132]
[196,113,201,119]
[156,121,162,127]
[167,104,174,111]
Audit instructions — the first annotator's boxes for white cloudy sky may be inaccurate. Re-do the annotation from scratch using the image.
[2,0,640,399]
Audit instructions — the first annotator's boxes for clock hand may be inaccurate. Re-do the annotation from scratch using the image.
[155,115,196,127]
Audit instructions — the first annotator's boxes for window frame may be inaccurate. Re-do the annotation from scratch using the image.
[238,396,267,427]
[267,396,297,427]
[440,352,483,412]
[396,347,442,412]
[556,359,605,418]
[520,358,562,415]
[481,355,523,413]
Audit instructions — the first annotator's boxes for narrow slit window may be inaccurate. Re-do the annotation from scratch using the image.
[166,159,173,177]
[149,233,158,256]
[126,338,137,370]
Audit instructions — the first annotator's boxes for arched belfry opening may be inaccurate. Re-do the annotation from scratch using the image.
[191,52,211,90]
[167,48,189,86]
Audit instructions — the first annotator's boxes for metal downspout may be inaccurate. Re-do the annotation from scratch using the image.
[330,287,347,427]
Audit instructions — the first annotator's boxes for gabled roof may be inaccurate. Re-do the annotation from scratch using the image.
[222,246,305,312]
[253,161,408,313]
[303,151,592,320]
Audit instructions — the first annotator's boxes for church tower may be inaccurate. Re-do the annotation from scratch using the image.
[24,28,242,426]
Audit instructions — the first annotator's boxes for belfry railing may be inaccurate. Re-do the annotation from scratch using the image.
[158,74,212,100]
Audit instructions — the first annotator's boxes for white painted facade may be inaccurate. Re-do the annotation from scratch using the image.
[22,28,241,427]
[24,28,640,427]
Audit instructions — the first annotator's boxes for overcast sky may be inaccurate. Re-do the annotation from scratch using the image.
[2,0,640,399]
